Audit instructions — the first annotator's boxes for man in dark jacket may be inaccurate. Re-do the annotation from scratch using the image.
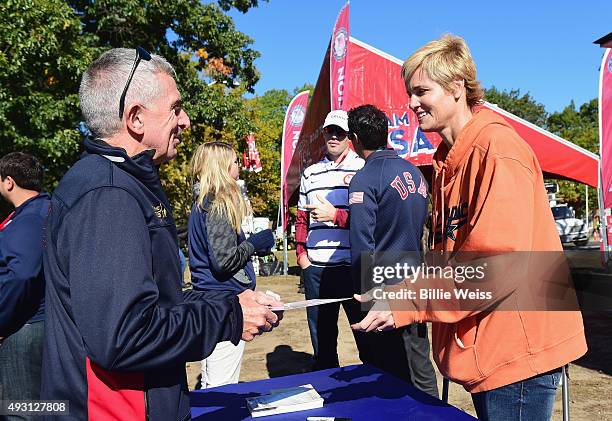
[0,152,49,415]
[42,48,281,421]
[347,105,438,397]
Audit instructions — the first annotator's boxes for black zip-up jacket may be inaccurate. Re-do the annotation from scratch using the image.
[41,139,242,421]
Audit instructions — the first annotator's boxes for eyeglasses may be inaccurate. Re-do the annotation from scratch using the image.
[118,46,152,119]
[323,126,349,138]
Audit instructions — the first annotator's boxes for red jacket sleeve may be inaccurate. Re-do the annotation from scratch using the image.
[295,209,309,259]
[333,209,350,228]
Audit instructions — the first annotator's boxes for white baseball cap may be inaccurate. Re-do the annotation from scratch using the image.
[323,110,349,132]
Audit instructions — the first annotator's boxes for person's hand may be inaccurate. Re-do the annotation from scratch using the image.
[237,289,283,341]
[304,194,337,223]
[350,293,397,333]
[246,229,275,254]
[297,253,311,270]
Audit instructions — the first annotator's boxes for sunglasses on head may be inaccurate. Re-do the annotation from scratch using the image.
[323,126,349,138]
[118,46,152,119]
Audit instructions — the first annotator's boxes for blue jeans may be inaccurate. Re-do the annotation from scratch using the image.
[471,368,562,421]
[0,322,44,421]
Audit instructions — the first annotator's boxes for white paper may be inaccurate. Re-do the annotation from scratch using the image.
[269,297,352,311]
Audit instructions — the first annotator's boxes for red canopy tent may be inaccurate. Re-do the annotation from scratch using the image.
[285,36,599,204]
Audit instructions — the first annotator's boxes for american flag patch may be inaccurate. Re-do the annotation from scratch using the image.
[349,192,364,204]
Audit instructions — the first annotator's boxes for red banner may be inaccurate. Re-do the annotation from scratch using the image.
[245,133,262,173]
[345,38,442,168]
[600,48,612,208]
[280,91,310,231]
[330,1,350,111]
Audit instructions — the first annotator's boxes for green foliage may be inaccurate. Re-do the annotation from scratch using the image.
[484,86,548,126]
[1,0,265,220]
[484,87,598,219]
[238,84,315,221]
[547,99,598,154]
[546,99,599,217]
[243,89,292,218]
[0,0,99,191]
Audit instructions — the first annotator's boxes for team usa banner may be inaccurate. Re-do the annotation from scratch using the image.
[280,91,309,231]
[330,1,350,111]
[599,48,612,209]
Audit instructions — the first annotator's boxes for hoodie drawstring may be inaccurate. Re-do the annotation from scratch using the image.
[440,168,446,251]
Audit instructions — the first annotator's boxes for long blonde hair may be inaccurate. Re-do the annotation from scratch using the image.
[190,142,251,232]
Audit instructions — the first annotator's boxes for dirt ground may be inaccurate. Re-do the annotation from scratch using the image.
[185,248,612,420]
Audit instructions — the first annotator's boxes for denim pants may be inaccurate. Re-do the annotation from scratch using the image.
[471,368,562,421]
[0,322,44,421]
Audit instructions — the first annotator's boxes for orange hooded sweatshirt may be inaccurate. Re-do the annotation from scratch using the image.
[392,108,587,393]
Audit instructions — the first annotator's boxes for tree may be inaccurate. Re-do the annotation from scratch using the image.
[243,89,292,219]
[483,87,598,221]
[547,99,599,217]
[0,0,97,193]
[484,86,548,127]
[0,0,266,218]
[240,84,315,221]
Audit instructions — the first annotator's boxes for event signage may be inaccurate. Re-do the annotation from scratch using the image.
[280,91,310,231]
[245,133,262,173]
[599,48,612,208]
[330,1,350,111]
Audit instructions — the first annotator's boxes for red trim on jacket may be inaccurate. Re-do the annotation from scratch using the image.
[0,211,14,231]
[86,358,146,421]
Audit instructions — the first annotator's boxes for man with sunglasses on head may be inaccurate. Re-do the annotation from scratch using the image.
[296,110,367,370]
[41,48,282,421]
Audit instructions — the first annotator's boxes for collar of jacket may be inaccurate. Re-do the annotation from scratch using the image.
[365,148,398,163]
[83,137,159,185]
[13,192,50,218]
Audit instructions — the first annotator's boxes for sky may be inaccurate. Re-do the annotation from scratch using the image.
[228,0,612,113]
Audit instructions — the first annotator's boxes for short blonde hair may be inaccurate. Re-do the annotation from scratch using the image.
[401,34,484,107]
[190,142,251,232]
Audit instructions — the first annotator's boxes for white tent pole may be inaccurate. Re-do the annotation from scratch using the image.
[586,185,589,233]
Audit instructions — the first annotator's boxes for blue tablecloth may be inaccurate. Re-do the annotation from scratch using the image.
[190,364,476,420]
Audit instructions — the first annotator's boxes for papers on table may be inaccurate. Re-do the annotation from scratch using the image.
[246,384,324,417]
[269,297,352,311]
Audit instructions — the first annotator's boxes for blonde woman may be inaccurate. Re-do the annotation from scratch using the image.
[189,142,275,388]
[353,35,586,420]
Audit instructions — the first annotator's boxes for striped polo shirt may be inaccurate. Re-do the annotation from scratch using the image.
[297,149,365,266]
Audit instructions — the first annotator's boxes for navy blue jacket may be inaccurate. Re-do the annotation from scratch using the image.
[0,192,49,337]
[188,198,256,294]
[349,149,429,292]
[42,139,243,421]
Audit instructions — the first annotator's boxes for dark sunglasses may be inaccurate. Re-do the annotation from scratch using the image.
[118,46,152,119]
[323,126,349,138]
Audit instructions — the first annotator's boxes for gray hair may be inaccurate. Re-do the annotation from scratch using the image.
[79,48,176,138]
